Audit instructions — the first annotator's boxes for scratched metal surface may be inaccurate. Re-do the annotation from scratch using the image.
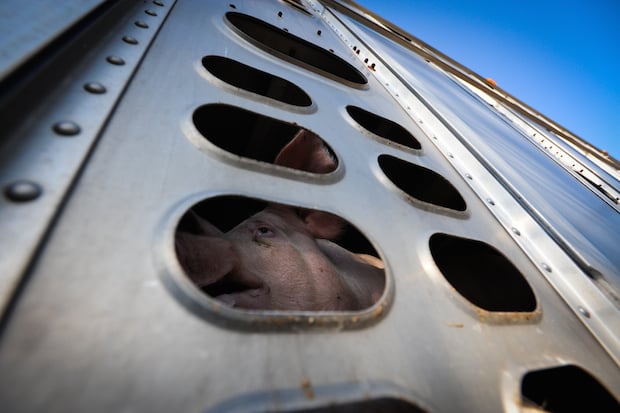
[0,1,618,412]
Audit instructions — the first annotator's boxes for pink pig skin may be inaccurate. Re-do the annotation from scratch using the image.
[175,129,384,311]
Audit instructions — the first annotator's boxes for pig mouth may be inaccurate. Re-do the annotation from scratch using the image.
[202,271,266,305]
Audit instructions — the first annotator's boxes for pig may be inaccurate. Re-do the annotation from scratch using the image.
[174,129,384,311]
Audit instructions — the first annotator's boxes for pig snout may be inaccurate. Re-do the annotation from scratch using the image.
[175,231,267,305]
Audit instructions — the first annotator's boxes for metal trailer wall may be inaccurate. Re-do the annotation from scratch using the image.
[0,0,618,412]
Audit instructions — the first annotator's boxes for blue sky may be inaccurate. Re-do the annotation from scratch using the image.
[354,0,620,160]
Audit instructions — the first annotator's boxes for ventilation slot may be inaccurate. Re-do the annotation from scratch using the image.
[378,155,466,211]
[430,234,537,312]
[521,365,619,412]
[175,196,385,313]
[202,56,312,107]
[192,104,337,173]
[346,105,421,150]
[226,12,367,87]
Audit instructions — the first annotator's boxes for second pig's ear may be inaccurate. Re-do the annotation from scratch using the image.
[300,209,345,240]
[274,129,337,174]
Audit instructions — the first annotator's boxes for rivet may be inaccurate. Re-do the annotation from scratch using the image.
[541,263,552,273]
[153,0,164,6]
[83,82,106,94]
[278,11,283,17]
[145,9,157,16]
[106,55,125,65]
[577,306,591,318]
[465,173,473,180]
[122,35,139,45]
[487,198,495,206]
[511,227,521,236]
[4,180,42,202]
[448,153,454,158]
[135,21,149,28]
[53,121,81,136]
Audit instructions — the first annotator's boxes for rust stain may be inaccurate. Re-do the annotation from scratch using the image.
[474,307,541,324]
[300,377,314,400]
[446,322,464,328]
[373,304,383,317]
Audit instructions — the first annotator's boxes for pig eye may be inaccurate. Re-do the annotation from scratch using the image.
[255,226,274,237]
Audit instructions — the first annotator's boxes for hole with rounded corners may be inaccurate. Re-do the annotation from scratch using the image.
[346,105,421,150]
[192,104,337,173]
[378,155,466,211]
[430,233,537,312]
[521,365,619,412]
[202,55,312,107]
[175,196,386,312]
[225,12,367,87]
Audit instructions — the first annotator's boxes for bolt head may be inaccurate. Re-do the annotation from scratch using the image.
[84,82,106,94]
[4,180,42,202]
[53,121,81,136]
[122,36,139,45]
[106,56,125,65]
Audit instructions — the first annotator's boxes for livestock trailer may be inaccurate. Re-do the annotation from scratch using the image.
[1,0,619,411]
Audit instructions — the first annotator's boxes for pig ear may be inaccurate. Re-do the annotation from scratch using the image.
[300,209,345,240]
[189,210,223,237]
[274,129,337,173]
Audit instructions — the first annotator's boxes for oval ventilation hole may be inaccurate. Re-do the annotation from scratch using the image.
[175,196,386,312]
[193,104,337,173]
[202,56,312,107]
[226,12,367,87]
[378,155,466,211]
[346,105,421,150]
[521,365,619,412]
[430,233,537,312]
